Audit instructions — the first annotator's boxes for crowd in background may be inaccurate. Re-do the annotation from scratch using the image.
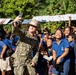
[0,23,76,75]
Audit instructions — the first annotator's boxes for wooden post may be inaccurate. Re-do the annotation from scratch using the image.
[68,16,71,26]
[12,25,13,33]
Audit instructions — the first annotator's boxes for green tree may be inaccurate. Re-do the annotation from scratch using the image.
[1,0,76,33]
[0,0,76,18]
[0,0,35,18]
[34,0,76,15]
[33,0,76,33]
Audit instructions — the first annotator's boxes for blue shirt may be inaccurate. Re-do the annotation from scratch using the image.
[47,49,52,57]
[52,38,70,62]
[42,34,44,38]
[42,40,46,46]
[74,41,76,64]
[69,41,76,64]
[70,41,74,48]
[10,35,19,51]
[0,41,6,54]
[3,38,12,48]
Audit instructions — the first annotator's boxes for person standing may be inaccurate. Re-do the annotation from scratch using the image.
[0,33,7,75]
[11,16,39,75]
[46,38,53,75]
[67,34,75,75]
[52,29,70,75]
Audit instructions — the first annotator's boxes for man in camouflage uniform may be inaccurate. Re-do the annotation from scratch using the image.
[11,16,39,75]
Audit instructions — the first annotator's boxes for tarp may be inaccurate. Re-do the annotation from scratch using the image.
[22,19,32,24]
[32,14,76,22]
[8,19,32,25]
[0,18,12,24]
[0,14,76,25]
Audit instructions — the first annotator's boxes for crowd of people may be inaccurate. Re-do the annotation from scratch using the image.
[0,16,76,75]
[0,24,19,75]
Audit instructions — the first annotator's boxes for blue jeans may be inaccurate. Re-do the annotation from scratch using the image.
[52,62,70,75]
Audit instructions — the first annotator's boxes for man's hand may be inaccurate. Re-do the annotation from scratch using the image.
[30,61,35,67]
[14,16,22,22]
[13,16,22,27]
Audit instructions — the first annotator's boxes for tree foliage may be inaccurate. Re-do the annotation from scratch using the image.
[1,0,76,33]
[34,0,76,15]
[0,0,35,18]
[34,0,76,33]
[0,0,76,18]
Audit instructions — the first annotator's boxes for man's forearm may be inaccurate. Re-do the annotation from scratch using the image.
[13,26,24,41]
[32,51,39,65]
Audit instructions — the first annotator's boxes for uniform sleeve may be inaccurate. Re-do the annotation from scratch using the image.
[13,26,25,42]
[31,41,39,65]
[74,42,76,58]
[70,42,74,48]
[64,39,70,48]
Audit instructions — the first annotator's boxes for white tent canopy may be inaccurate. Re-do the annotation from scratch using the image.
[0,18,12,24]
[32,14,76,22]
[0,14,76,25]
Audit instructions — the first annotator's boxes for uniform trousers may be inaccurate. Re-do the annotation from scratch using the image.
[14,63,36,75]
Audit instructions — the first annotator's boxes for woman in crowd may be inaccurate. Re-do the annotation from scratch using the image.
[64,26,72,38]
[52,29,70,75]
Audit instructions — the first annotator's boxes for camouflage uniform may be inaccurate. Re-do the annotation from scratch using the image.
[11,27,39,75]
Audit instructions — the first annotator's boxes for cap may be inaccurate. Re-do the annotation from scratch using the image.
[29,19,39,28]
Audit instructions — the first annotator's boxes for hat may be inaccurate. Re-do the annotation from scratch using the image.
[29,19,39,28]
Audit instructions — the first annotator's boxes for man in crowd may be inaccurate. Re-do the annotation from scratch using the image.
[11,16,39,75]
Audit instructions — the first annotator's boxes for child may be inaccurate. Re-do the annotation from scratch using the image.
[46,38,53,75]
[74,34,76,75]
[39,34,48,49]
[36,45,48,75]
[68,34,75,75]
[0,32,7,75]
